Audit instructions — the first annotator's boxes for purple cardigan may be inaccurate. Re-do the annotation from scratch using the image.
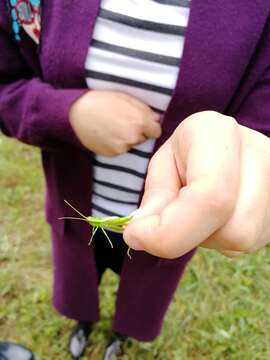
[1,0,270,340]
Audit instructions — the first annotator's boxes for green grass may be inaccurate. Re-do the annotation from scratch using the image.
[0,134,270,360]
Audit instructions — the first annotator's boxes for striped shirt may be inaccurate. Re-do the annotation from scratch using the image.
[85,0,191,218]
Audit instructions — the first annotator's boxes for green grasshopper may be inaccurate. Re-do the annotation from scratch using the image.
[60,200,133,258]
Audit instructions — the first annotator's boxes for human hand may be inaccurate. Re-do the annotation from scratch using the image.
[69,90,161,156]
[123,111,270,258]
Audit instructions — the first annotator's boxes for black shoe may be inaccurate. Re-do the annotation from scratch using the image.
[103,332,127,360]
[0,342,34,360]
[68,321,92,359]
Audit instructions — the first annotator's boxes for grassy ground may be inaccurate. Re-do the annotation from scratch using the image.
[0,134,270,360]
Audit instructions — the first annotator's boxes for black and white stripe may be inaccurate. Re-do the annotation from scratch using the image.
[85,0,191,217]
[153,0,190,7]
[86,70,174,96]
[91,39,180,66]
[99,8,186,35]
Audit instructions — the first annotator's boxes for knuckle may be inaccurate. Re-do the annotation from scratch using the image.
[121,144,129,153]
[230,230,258,253]
[153,123,162,138]
[184,110,219,125]
[147,122,161,140]
[225,224,259,253]
[221,250,243,258]
[159,251,178,260]
[138,118,146,132]
[163,247,183,259]
[200,189,234,219]
[128,132,142,145]
[113,144,128,156]
[140,114,148,129]
[106,150,119,157]
[132,113,145,130]
[193,110,220,120]
[184,111,237,129]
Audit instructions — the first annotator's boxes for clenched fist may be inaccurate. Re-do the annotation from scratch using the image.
[69,90,161,156]
[123,111,270,258]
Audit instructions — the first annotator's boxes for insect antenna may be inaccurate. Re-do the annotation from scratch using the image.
[58,216,87,221]
[64,200,88,219]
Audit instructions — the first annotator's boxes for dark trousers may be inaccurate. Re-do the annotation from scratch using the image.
[92,229,128,282]
[84,227,195,341]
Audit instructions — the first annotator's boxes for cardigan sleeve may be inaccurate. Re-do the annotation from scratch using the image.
[0,3,87,150]
[235,65,270,137]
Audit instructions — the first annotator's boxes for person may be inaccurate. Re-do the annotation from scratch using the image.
[1,0,270,359]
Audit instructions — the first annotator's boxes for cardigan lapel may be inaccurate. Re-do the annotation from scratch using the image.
[164,0,269,132]
[40,0,101,87]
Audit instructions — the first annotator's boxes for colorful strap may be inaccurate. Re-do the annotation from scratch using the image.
[9,0,41,44]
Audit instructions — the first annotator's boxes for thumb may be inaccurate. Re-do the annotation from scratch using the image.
[123,139,181,251]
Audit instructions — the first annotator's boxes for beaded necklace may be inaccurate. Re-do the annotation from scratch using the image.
[9,0,41,43]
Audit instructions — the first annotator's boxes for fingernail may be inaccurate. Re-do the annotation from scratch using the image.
[130,208,144,219]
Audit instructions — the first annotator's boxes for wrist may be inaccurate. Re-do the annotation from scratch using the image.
[69,90,99,126]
